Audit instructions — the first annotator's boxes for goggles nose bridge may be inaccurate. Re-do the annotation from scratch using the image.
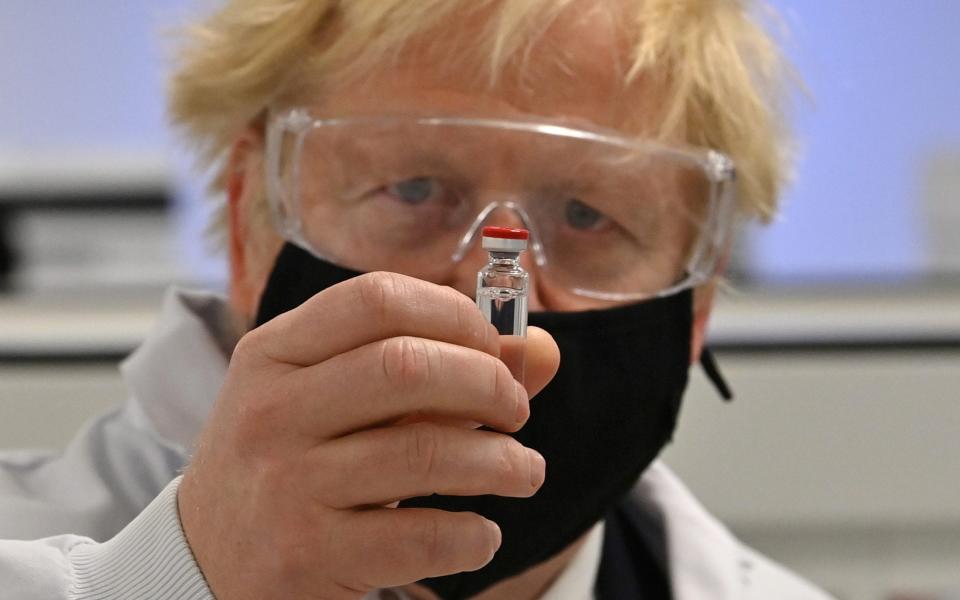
[450,201,545,266]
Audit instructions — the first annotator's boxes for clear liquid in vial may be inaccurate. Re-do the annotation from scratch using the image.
[476,286,528,337]
[477,286,527,383]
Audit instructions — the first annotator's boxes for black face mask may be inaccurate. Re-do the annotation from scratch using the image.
[256,242,727,600]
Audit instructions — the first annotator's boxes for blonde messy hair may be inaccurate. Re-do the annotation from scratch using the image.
[169,0,792,230]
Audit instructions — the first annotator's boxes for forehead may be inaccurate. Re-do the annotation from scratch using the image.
[306,0,662,136]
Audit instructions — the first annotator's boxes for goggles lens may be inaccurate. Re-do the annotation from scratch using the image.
[267,111,736,303]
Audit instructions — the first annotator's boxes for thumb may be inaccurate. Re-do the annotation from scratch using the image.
[524,326,560,399]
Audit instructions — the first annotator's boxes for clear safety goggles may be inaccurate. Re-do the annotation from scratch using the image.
[265,108,738,304]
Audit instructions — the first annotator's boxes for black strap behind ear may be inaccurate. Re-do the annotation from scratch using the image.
[700,348,733,401]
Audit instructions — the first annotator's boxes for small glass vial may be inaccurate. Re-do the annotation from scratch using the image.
[476,226,529,383]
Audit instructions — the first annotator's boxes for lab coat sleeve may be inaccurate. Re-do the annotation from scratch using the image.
[0,405,213,597]
[0,388,210,597]
[0,476,213,599]
[0,401,187,541]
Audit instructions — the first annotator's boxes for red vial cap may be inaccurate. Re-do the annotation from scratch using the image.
[482,226,529,240]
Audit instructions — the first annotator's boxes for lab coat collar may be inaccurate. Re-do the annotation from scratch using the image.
[634,462,740,598]
[120,287,236,454]
[635,462,833,600]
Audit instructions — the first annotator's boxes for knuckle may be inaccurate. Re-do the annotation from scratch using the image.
[495,437,526,482]
[355,271,401,324]
[413,513,449,568]
[450,289,483,344]
[232,390,286,443]
[405,422,441,479]
[303,448,338,503]
[490,355,515,409]
[452,291,469,333]
[330,582,370,600]
[232,328,266,365]
[381,336,432,392]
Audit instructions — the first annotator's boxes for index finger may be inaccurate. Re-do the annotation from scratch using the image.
[250,271,499,366]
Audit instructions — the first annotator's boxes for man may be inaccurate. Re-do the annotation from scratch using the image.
[0,0,833,598]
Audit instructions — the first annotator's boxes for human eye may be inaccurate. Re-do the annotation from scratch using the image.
[383,177,444,206]
[563,198,615,233]
[367,175,469,233]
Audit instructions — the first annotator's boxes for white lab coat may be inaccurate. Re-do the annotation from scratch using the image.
[0,288,834,599]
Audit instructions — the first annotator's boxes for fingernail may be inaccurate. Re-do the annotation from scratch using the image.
[527,448,545,488]
[514,382,528,425]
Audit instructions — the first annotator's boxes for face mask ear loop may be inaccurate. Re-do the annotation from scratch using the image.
[700,348,734,401]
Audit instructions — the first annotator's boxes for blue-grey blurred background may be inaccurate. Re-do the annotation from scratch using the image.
[1,2,958,599]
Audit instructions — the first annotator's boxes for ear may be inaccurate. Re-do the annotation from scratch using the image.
[690,279,717,365]
[226,127,272,321]
[690,237,733,365]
